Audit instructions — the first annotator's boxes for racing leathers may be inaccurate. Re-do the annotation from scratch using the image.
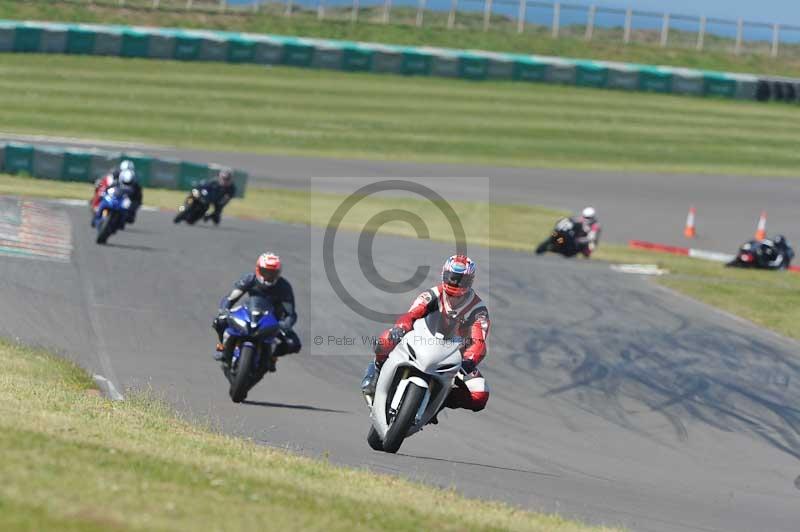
[571,216,601,257]
[198,179,237,225]
[212,273,301,366]
[373,286,490,412]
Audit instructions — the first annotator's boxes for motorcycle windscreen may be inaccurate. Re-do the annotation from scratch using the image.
[423,309,462,342]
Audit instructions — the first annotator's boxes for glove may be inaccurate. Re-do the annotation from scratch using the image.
[461,358,476,375]
[388,326,406,344]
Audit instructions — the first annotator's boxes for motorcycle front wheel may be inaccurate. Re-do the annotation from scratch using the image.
[382,382,426,454]
[96,212,115,244]
[366,426,383,451]
[535,239,551,255]
[229,344,255,403]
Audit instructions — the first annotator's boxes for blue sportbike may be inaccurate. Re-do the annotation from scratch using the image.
[92,185,133,244]
[220,295,282,403]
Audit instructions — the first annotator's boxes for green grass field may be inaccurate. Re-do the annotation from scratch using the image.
[0,338,619,532]
[3,173,798,341]
[3,0,800,77]
[3,54,800,175]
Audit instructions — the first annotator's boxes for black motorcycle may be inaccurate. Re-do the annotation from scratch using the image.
[535,218,580,257]
[173,188,210,225]
[726,239,793,270]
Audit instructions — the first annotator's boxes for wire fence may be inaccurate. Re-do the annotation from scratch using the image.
[66,0,800,57]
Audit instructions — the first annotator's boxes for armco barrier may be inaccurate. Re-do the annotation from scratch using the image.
[0,143,247,197]
[0,19,797,103]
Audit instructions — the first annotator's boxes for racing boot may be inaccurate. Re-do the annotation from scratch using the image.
[360,361,380,397]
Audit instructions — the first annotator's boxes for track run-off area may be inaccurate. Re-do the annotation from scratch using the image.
[1,167,799,531]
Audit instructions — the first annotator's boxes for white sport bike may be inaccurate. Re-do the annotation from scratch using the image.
[362,310,464,453]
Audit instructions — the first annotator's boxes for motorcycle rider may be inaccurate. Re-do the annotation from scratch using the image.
[118,167,143,225]
[361,255,490,416]
[90,160,137,213]
[212,252,300,372]
[731,235,795,270]
[572,206,601,257]
[199,168,237,225]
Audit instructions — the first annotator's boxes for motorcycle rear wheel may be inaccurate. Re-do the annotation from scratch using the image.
[382,382,426,454]
[229,344,254,403]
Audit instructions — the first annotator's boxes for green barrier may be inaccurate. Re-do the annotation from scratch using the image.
[312,43,343,70]
[121,30,150,58]
[14,26,41,52]
[704,73,737,98]
[0,144,5,171]
[178,161,210,190]
[66,28,95,54]
[41,27,67,53]
[174,35,201,61]
[228,37,255,63]
[342,46,372,72]
[576,63,609,88]
[400,51,431,76]
[90,152,120,181]
[283,42,314,67]
[92,29,122,56]
[4,144,34,174]
[513,59,547,82]
[0,22,13,52]
[459,55,489,80]
[32,147,64,180]
[198,36,227,62]
[150,158,181,189]
[62,151,93,182]
[639,67,672,93]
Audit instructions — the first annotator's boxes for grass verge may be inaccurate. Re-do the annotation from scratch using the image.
[2,54,800,175]
[0,337,618,531]
[3,0,800,78]
[3,173,798,342]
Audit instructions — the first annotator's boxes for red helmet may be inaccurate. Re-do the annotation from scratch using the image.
[255,252,281,286]
[440,254,475,298]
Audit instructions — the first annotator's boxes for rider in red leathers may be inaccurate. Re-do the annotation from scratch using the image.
[362,255,490,414]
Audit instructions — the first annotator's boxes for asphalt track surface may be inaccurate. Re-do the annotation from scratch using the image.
[2,133,798,252]
[2,200,800,532]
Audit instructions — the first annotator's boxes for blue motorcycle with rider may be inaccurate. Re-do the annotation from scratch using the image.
[92,181,134,245]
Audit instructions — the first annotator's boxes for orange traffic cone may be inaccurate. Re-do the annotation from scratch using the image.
[683,207,696,239]
[755,211,767,240]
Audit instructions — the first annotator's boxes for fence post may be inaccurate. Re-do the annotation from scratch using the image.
[119,0,125,6]
[552,2,560,38]
[660,13,669,47]
[483,0,493,32]
[585,5,595,41]
[219,0,226,12]
[696,15,705,51]
[383,0,391,24]
[186,0,193,10]
[517,0,526,34]
[734,18,743,55]
[448,0,457,29]
[771,23,780,57]
[416,0,425,27]
[285,0,293,16]
[153,0,160,8]
[318,0,325,20]
[252,0,260,12]
[623,8,632,44]
[352,0,359,23]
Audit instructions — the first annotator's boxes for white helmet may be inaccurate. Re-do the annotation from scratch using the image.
[581,206,597,223]
[120,159,135,172]
[119,169,135,185]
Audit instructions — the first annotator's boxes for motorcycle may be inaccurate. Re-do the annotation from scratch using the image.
[362,310,463,453]
[220,296,282,403]
[92,185,132,244]
[726,240,791,270]
[535,217,580,257]
[173,188,210,225]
